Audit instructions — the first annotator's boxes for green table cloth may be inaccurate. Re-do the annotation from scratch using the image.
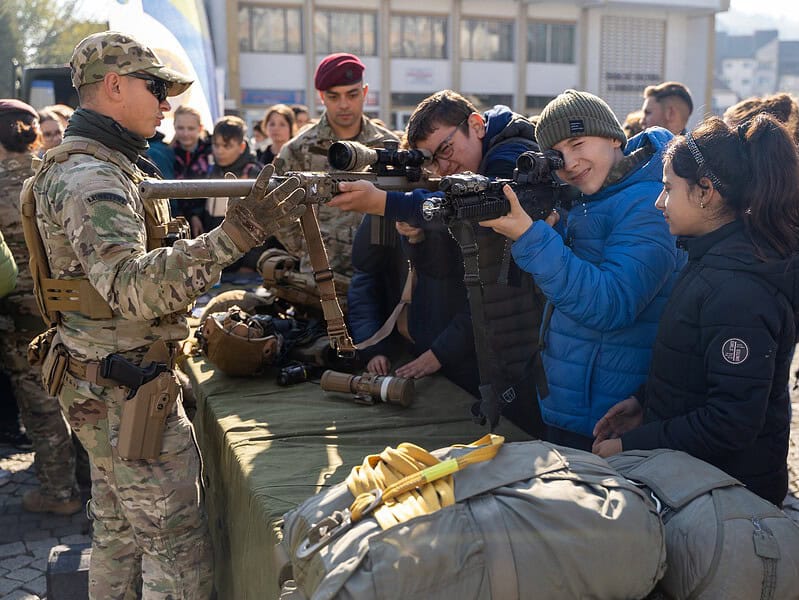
[186,356,531,599]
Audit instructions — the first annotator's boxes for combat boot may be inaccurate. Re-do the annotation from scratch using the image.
[22,489,82,515]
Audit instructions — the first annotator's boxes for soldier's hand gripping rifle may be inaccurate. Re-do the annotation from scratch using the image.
[138,141,440,358]
[420,149,569,226]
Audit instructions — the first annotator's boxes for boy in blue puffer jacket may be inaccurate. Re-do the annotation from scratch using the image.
[481,89,685,450]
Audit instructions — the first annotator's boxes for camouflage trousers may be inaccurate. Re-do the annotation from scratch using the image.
[0,315,77,501]
[60,370,214,599]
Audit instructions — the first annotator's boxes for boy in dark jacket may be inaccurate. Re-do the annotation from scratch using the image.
[207,115,265,273]
[340,91,548,435]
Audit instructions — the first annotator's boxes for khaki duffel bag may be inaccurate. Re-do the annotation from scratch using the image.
[277,437,666,600]
[608,449,799,600]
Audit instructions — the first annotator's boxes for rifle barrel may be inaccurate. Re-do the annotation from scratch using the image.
[139,178,257,199]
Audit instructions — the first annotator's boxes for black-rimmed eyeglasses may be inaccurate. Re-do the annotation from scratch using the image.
[430,116,469,171]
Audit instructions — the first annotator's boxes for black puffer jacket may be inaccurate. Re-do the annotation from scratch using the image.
[622,220,798,505]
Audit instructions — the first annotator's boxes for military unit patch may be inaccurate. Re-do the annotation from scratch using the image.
[86,192,128,205]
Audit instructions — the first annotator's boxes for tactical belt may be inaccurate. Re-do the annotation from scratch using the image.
[65,342,177,387]
[66,355,119,388]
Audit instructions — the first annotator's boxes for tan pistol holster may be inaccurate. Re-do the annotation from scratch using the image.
[20,140,190,328]
[116,341,180,461]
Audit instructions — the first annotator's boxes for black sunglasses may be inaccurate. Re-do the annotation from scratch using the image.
[126,73,169,103]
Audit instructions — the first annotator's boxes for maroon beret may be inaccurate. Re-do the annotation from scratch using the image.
[0,99,39,120]
[314,53,365,91]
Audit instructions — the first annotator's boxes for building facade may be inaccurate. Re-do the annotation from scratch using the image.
[208,0,729,130]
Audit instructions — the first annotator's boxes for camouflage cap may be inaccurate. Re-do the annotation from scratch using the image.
[70,31,193,96]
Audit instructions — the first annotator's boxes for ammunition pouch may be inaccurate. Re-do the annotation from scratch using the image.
[28,326,56,367]
[36,329,69,396]
[197,306,283,376]
[117,370,179,460]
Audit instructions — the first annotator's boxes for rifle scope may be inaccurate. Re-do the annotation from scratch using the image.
[328,140,431,172]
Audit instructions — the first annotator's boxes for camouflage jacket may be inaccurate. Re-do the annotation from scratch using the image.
[276,114,398,278]
[0,155,35,295]
[33,135,243,360]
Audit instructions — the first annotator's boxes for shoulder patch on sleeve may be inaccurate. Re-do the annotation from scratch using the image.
[721,338,749,365]
[86,192,128,205]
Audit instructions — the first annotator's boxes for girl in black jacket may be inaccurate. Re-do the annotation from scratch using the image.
[593,115,799,506]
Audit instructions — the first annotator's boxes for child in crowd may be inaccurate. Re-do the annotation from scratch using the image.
[207,115,266,273]
[170,105,213,236]
[593,115,799,506]
[480,90,684,450]
[206,115,262,229]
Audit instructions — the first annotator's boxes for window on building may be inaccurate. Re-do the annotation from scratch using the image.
[527,22,575,64]
[239,5,303,53]
[315,10,377,56]
[526,95,557,115]
[390,15,447,59]
[466,93,514,111]
[461,19,514,61]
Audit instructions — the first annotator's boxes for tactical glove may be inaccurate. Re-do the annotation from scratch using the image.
[221,163,307,252]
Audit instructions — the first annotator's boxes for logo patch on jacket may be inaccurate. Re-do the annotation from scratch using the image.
[569,119,585,135]
[721,338,749,364]
[86,192,127,205]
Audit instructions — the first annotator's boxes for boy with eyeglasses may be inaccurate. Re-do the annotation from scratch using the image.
[338,90,550,435]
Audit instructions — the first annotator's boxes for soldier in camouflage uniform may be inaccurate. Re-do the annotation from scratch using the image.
[0,99,81,514]
[276,52,398,280]
[32,32,305,599]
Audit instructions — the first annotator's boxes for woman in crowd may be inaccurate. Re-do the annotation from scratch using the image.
[593,114,799,506]
[37,108,65,154]
[170,104,212,236]
[259,104,296,165]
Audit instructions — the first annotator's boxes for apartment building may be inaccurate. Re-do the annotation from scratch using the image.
[208,0,729,130]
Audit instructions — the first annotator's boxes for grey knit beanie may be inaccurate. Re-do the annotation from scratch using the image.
[535,90,626,151]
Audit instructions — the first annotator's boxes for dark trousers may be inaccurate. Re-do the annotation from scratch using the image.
[545,425,594,452]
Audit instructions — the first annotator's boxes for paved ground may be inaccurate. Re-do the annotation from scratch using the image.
[0,447,90,600]
[0,376,798,599]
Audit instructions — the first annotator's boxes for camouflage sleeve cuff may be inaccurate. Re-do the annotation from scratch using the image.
[208,225,246,263]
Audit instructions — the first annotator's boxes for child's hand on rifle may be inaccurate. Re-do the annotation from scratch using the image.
[329,180,387,215]
[479,184,559,241]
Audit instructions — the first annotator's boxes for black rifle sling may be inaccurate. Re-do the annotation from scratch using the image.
[297,205,356,356]
[449,220,517,430]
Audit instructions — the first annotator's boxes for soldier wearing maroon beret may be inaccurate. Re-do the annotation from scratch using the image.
[275,53,397,282]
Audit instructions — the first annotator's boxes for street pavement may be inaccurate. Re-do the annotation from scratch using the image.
[0,381,797,599]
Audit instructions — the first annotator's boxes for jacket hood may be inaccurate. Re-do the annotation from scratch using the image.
[588,126,673,202]
[482,106,535,153]
[686,220,799,309]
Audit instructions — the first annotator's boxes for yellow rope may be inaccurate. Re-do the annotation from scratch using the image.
[345,434,504,529]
